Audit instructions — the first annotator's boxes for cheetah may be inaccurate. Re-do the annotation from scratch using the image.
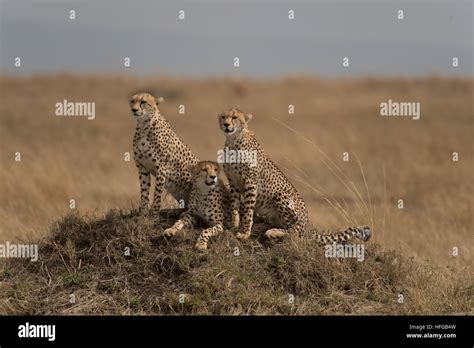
[163,161,229,250]
[218,108,371,244]
[129,92,199,219]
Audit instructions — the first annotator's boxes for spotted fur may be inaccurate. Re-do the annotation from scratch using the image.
[163,161,230,250]
[130,92,199,219]
[218,108,372,244]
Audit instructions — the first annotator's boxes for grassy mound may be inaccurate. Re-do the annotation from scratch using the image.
[0,210,471,315]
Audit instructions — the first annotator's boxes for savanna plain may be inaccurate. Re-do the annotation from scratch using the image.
[0,75,472,314]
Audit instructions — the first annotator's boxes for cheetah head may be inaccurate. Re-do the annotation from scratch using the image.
[190,161,221,189]
[218,108,253,136]
[129,93,163,121]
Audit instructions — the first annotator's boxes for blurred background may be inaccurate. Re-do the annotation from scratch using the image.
[0,0,472,267]
[1,0,472,77]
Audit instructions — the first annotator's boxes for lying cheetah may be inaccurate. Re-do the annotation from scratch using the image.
[163,161,229,250]
[129,93,199,219]
[218,108,371,244]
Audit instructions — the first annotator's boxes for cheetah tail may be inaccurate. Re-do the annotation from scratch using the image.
[312,226,372,245]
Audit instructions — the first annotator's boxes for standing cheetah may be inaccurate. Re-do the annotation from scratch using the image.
[163,161,230,250]
[129,92,199,219]
[218,108,371,244]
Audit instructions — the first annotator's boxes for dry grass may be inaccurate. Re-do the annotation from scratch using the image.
[0,209,471,315]
[0,74,472,314]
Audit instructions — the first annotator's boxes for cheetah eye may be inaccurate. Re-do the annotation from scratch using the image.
[221,116,225,119]
[232,116,237,120]
[140,101,146,105]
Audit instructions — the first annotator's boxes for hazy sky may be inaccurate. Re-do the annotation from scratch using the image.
[1,0,472,77]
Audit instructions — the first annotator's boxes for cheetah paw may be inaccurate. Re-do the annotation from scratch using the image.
[195,241,208,251]
[163,228,177,237]
[236,232,251,240]
[265,229,286,239]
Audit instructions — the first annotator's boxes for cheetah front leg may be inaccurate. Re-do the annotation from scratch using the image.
[163,212,197,237]
[236,177,258,240]
[195,223,224,251]
[149,172,166,220]
[227,179,240,229]
[137,168,151,215]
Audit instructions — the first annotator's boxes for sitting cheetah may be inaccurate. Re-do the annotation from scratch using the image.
[163,161,229,250]
[129,92,199,219]
[218,108,371,244]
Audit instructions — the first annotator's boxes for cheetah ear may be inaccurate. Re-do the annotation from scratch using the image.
[245,113,253,122]
[156,97,164,105]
